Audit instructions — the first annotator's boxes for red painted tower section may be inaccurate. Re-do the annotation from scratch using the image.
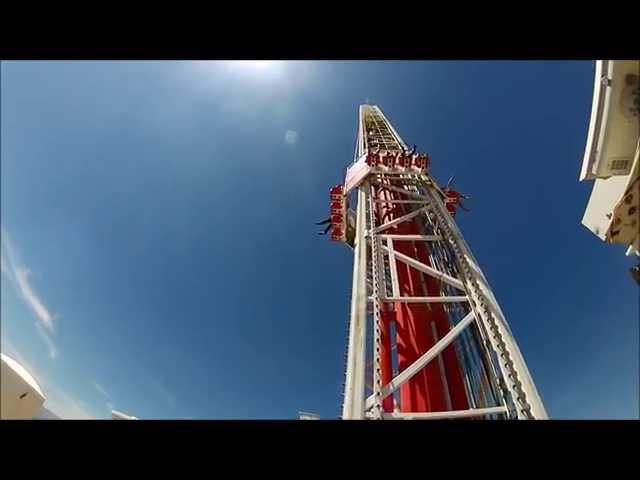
[374,182,468,413]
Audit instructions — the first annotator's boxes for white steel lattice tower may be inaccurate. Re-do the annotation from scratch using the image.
[332,105,548,420]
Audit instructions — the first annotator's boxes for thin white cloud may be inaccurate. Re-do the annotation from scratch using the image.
[34,322,58,360]
[91,380,111,400]
[15,269,55,332]
[285,129,298,145]
[1,225,56,333]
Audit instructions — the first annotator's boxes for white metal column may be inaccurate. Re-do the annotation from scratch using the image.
[342,186,368,419]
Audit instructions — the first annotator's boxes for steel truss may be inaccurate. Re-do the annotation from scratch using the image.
[341,105,547,420]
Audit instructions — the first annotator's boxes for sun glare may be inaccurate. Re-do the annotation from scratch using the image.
[235,61,274,70]
[225,60,285,81]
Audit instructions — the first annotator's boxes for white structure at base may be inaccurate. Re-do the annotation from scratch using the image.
[111,409,138,420]
[580,60,640,257]
[1,353,46,420]
[298,411,320,420]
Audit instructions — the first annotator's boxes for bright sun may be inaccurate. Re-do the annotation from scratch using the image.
[219,60,285,81]
[236,61,273,69]
[195,60,290,79]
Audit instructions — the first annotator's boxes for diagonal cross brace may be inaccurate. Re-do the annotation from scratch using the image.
[365,310,476,410]
[370,179,431,202]
[373,207,429,234]
[380,406,508,420]
[381,245,466,291]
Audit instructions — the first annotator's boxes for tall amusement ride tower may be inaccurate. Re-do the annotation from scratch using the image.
[330,105,547,420]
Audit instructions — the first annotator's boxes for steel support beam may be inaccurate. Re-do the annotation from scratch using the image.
[373,207,429,234]
[382,245,466,291]
[386,238,401,297]
[374,200,429,204]
[365,311,476,410]
[378,234,441,241]
[342,186,368,419]
[371,181,429,202]
[380,406,508,420]
[378,296,469,303]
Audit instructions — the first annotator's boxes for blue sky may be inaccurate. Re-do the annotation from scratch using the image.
[1,61,637,419]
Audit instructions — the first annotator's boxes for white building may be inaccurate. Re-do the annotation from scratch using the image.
[1,353,46,420]
[1,352,141,420]
[579,60,639,280]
